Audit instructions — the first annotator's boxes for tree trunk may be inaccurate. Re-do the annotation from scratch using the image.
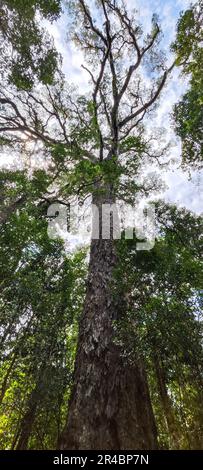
[0,353,17,406]
[15,386,39,450]
[15,362,49,450]
[59,190,157,450]
[153,354,180,449]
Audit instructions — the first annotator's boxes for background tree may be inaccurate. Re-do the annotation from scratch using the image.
[172,0,203,169]
[114,202,203,449]
[0,176,87,449]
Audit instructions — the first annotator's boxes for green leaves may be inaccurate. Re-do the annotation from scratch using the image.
[0,175,87,448]
[119,135,146,154]
[0,0,61,89]
[113,203,203,448]
[172,1,203,169]
[172,9,196,65]
[4,1,62,19]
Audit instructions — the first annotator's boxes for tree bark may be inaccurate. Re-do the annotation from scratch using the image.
[15,386,40,450]
[153,354,180,449]
[59,190,158,450]
[0,353,17,406]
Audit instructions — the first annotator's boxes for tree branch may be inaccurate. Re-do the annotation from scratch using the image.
[118,63,175,128]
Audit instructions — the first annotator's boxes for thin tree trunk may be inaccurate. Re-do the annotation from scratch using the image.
[59,190,157,450]
[153,354,180,449]
[15,386,39,450]
[0,353,17,406]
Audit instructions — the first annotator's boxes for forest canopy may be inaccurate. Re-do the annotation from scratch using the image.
[0,0,202,451]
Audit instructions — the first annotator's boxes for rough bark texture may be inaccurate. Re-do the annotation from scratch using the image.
[59,191,158,450]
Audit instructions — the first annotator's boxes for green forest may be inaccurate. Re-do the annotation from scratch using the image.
[0,0,202,451]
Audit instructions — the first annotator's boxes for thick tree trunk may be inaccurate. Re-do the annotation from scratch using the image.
[59,190,157,450]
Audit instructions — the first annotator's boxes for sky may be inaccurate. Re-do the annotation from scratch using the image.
[44,0,202,216]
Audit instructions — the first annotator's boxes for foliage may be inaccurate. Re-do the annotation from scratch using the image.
[172,1,203,169]
[114,203,203,449]
[0,175,87,448]
[0,0,62,89]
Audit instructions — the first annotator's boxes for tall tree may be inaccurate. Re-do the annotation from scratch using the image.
[0,0,201,450]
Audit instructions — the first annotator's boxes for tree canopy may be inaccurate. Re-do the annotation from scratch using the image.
[172,0,203,169]
[0,0,202,452]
